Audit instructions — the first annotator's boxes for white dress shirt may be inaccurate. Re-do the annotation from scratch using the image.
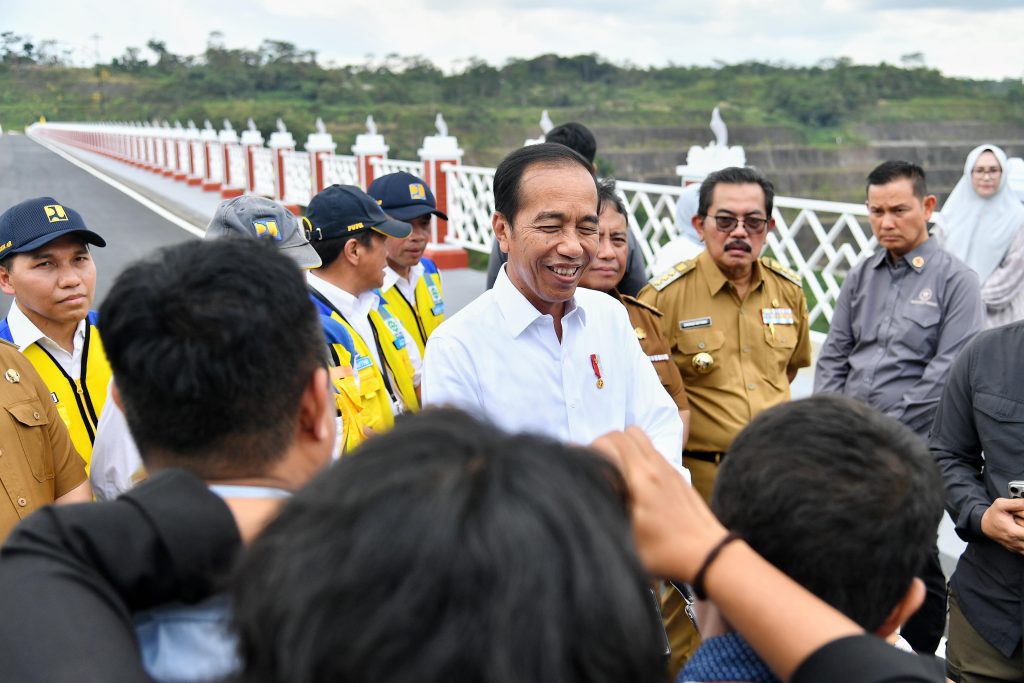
[5,302,87,377]
[307,273,423,407]
[90,383,145,501]
[382,262,426,304]
[423,266,684,468]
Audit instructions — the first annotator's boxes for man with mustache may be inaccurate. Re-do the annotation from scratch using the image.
[815,160,983,655]
[638,167,811,502]
[422,143,683,467]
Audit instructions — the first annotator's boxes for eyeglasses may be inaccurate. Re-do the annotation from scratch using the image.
[706,214,769,234]
[972,167,1002,178]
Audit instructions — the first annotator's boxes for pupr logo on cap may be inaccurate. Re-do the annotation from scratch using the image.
[408,184,426,201]
[253,219,281,241]
[44,205,69,223]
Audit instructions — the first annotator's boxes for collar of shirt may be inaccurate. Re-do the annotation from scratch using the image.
[5,301,87,375]
[382,262,425,299]
[872,236,937,272]
[307,272,380,320]
[493,264,587,338]
[697,249,764,296]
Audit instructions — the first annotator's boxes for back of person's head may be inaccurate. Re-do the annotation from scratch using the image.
[493,143,595,227]
[712,395,944,633]
[99,239,325,478]
[232,408,666,683]
[697,166,775,217]
[545,122,597,165]
[866,160,928,199]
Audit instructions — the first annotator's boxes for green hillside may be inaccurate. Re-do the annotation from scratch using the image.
[2,34,1022,166]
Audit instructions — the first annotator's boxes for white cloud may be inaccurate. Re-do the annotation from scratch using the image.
[2,0,1022,80]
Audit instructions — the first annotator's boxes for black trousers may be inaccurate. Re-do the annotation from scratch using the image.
[900,544,947,655]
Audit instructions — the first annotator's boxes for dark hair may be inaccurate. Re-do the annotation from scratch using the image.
[493,143,596,227]
[597,178,628,219]
[697,166,775,217]
[866,160,928,200]
[99,239,325,477]
[712,395,944,632]
[311,229,377,268]
[232,408,666,683]
[545,122,597,164]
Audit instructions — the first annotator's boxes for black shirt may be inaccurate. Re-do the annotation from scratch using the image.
[929,321,1024,657]
[794,636,945,683]
[0,469,241,682]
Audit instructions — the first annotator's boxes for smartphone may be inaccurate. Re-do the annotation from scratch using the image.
[1008,481,1024,498]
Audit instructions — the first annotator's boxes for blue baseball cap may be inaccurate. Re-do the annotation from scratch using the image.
[305,185,412,242]
[0,197,106,257]
[368,172,448,222]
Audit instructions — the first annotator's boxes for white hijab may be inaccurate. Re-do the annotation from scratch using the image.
[941,144,1024,283]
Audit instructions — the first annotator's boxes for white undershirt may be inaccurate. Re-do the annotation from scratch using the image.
[5,302,87,377]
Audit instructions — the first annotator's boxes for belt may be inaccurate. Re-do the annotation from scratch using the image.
[684,450,725,465]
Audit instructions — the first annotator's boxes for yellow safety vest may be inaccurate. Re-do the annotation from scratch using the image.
[381,258,445,356]
[14,318,110,471]
[319,313,368,455]
[310,291,419,440]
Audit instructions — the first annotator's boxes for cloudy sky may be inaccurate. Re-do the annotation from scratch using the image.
[5,0,1023,80]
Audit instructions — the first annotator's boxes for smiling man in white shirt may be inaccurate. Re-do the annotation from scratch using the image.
[422,144,684,466]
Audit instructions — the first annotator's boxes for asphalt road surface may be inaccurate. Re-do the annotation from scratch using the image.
[0,134,197,309]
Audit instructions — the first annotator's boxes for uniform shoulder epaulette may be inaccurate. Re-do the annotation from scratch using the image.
[760,257,802,286]
[620,294,663,317]
[647,259,697,292]
[0,338,18,350]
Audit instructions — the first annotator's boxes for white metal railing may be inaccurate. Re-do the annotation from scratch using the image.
[323,155,359,187]
[282,150,312,205]
[444,164,496,253]
[442,163,875,331]
[250,147,276,197]
[225,144,246,191]
[28,121,880,332]
[370,157,424,178]
[206,142,224,185]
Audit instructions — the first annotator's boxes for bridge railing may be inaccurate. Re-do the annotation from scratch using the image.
[441,162,875,331]
[28,120,880,330]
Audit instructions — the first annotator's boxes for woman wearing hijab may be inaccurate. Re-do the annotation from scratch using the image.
[939,144,1024,329]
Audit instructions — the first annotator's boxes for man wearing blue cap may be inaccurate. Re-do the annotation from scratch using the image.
[0,197,110,471]
[305,184,419,441]
[369,172,447,356]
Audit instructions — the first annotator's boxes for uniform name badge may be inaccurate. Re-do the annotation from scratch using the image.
[760,308,794,325]
[354,355,373,371]
[385,318,407,350]
[427,284,444,316]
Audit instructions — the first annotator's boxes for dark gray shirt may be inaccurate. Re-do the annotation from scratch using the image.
[929,321,1024,657]
[814,238,983,435]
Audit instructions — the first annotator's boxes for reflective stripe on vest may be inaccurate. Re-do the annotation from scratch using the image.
[319,314,367,455]
[381,260,445,357]
[309,291,415,436]
[16,319,110,471]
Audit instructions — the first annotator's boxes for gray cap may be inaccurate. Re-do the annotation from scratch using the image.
[205,195,321,269]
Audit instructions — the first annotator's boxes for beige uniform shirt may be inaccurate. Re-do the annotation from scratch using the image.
[0,340,86,541]
[638,251,811,453]
[616,291,689,413]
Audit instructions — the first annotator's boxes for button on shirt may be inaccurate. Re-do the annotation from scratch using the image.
[814,238,982,436]
[929,322,1024,657]
[422,267,684,467]
[5,303,87,377]
[307,273,422,396]
[638,252,812,454]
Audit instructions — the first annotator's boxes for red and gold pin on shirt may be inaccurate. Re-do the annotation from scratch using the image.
[590,353,605,389]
